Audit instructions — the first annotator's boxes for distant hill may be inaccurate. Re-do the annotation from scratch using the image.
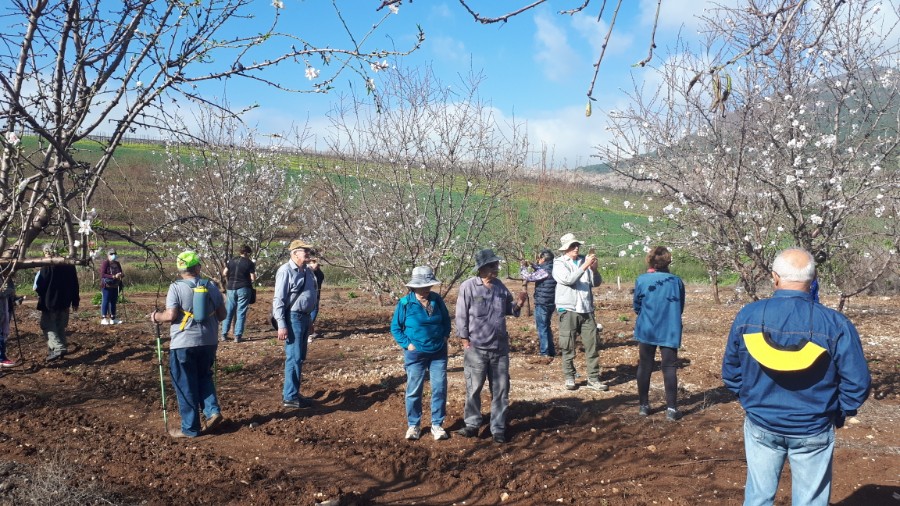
[576,162,612,174]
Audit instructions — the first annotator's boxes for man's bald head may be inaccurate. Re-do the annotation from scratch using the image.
[772,248,816,291]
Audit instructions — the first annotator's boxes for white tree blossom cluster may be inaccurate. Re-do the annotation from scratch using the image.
[301,66,527,300]
[600,0,900,307]
[152,111,304,283]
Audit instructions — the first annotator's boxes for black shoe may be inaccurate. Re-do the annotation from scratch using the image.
[456,426,478,438]
[283,397,312,409]
[666,408,683,421]
[492,433,507,444]
[639,405,650,417]
[234,336,243,343]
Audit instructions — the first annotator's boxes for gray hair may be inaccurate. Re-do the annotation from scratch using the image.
[772,248,815,283]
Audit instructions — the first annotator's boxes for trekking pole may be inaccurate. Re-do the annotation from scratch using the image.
[154,321,169,432]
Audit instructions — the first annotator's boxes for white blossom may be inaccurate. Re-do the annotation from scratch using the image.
[272,0,284,8]
[305,67,320,80]
[77,219,92,235]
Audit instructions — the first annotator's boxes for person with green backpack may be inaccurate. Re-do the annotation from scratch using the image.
[149,251,227,438]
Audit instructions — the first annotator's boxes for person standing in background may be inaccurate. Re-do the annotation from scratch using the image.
[519,249,557,363]
[99,248,124,325]
[221,244,256,343]
[36,244,80,362]
[306,250,325,342]
[633,246,685,421]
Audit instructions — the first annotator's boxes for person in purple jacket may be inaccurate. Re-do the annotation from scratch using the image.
[99,248,125,324]
[390,266,451,441]
[632,246,685,421]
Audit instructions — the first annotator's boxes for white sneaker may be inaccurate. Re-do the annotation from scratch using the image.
[112,319,123,324]
[100,318,110,325]
[405,426,420,440]
[431,425,448,441]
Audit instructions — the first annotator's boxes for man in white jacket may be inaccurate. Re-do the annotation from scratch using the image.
[552,233,606,391]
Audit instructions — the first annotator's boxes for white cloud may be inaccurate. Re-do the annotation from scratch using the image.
[533,12,578,82]
[523,104,615,166]
[639,0,739,31]
[430,35,471,66]
[570,12,633,57]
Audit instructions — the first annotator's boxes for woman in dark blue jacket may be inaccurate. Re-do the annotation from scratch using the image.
[390,266,451,441]
[633,246,685,421]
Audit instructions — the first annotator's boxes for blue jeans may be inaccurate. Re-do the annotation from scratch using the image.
[282,311,311,402]
[100,286,118,318]
[743,417,834,506]
[222,287,252,338]
[404,347,448,428]
[462,347,510,436]
[169,345,221,437]
[534,304,555,356]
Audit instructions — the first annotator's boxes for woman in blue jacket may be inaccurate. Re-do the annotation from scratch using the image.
[633,246,685,421]
[391,266,452,441]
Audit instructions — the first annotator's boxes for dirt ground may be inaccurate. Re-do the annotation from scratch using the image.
[0,283,897,505]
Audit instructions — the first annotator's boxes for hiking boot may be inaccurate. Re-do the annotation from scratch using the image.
[100,318,110,325]
[564,378,577,391]
[205,413,224,432]
[0,359,17,368]
[457,426,478,438]
[638,404,651,417]
[492,433,507,444]
[168,428,191,438]
[46,350,64,362]
[666,408,683,421]
[431,425,449,441]
[586,379,609,391]
[405,426,420,440]
[282,399,300,409]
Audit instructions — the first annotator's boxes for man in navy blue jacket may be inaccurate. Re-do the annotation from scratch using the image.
[722,248,870,506]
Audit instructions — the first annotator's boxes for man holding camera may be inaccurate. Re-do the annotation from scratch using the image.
[553,233,605,392]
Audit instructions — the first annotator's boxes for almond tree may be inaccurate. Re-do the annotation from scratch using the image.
[302,65,526,300]
[151,108,304,284]
[0,0,422,270]
[599,0,900,306]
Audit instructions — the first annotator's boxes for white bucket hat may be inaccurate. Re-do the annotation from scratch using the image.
[558,233,583,251]
[405,266,440,288]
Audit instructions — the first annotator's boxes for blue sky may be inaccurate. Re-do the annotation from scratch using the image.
[208,0,726,167]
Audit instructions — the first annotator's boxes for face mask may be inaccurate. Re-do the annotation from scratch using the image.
[109,254,117,261]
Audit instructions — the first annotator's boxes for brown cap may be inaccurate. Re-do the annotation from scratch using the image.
[288,239,313,252]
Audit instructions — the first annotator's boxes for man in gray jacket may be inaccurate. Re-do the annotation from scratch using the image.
[553,233,606,391]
